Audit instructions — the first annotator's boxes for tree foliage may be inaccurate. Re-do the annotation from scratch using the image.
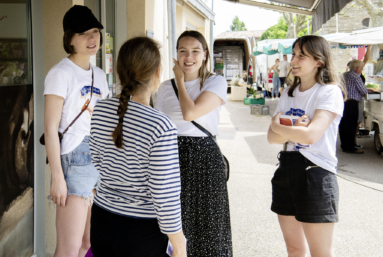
[230,16,247,31]
[259,17,287,40]
[283,13,311,38]
[259,14,311,41]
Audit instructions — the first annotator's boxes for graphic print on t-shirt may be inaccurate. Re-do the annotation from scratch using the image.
[80,85,103,119]
[284,108,310,151]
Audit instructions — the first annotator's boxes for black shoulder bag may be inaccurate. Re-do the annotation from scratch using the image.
[170,79,230,182]
[40,69,94,164]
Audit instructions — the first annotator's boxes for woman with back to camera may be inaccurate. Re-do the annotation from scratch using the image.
[267,35,346,257]
[89,37,186,257]
[154,30,233,256]
[43,5,108,257]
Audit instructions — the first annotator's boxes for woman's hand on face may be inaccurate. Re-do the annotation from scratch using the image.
[173,58,185,82]
[50,176,68,207]
[294,114,310,127]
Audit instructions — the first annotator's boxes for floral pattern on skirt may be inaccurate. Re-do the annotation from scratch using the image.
[178,136,233,257]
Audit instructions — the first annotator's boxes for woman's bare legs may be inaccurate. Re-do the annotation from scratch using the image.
[302,222,335,257]
[54,195,91,257]
[278,215,335,257]
[278,215,308,257]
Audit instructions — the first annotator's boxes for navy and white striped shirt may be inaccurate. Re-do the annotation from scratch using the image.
[343,69,368,101]
[89,98,182,234]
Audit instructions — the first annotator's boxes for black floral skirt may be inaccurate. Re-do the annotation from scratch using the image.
[178,136,233,257]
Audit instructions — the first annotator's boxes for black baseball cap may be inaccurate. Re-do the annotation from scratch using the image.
[63,5,103,33]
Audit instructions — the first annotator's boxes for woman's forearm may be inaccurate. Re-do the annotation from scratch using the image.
[272,124,315,145]
[175,78,199,121]
[267,126,288,144]
[45,126,64,179]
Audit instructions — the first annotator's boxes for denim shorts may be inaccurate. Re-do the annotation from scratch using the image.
[271,151,339,223]
[56,136,99,200]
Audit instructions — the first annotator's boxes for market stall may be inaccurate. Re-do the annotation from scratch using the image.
[326,27,383,155]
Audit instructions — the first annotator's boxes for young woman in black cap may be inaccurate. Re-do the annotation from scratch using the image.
[43,5,108,257]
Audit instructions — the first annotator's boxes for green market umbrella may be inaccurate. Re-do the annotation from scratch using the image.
[252,46,264,56]
[262,45,279,55]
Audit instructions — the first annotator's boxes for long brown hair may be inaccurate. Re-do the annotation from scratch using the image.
[176,30,213,89]
[287,35,346,100]
[112,37,161,148]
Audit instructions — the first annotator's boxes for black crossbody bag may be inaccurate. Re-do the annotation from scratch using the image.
[170,79,230,182]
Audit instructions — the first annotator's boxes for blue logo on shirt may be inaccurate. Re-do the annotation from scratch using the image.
[284,108,310,150]
[285,108,305,117]
[80,86,102,98]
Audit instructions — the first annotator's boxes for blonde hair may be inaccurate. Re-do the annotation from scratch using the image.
[176,30,213,89]
[287,35,346,100]
[348,60,364,70]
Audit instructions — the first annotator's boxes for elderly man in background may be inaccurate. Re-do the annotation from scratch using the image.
[339,60,373,154]
[345,55,357,72]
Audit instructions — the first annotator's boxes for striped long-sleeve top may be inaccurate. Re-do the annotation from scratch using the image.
[89,98,182,234]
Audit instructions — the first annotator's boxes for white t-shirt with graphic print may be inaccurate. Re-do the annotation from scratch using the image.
[274,83,344,173]
[44,58,109,155]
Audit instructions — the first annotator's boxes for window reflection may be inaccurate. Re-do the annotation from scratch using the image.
[0,0,32,86]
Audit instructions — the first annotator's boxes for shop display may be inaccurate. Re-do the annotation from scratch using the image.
[0,39,29,86]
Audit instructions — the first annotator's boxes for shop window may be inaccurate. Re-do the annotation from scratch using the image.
[0,1,32,86]
[0,1,34,256]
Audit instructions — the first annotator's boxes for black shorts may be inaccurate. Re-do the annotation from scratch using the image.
[271,151,339,223]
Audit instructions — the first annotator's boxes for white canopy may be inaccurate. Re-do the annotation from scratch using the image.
[325,27,383,46]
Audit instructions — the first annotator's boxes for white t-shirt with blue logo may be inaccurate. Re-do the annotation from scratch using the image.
[274,83,344,173]
[44,58,109,155]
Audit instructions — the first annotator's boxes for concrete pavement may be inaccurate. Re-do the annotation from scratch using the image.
[217,97,383,257]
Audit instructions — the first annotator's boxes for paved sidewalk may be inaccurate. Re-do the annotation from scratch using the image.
[217,97,383,257]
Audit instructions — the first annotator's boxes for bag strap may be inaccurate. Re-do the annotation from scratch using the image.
[62,68,94,135]
[170,79,215,139]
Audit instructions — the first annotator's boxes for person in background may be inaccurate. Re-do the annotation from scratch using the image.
[276,54,290,95]
[268,59,280,100]
[154,30,232,256]
[339,60,374,154]
[355,45,371,149]
[43,5,108,257]
[346,56,357,72]
[89,37,186,256]
[268,35,346,257]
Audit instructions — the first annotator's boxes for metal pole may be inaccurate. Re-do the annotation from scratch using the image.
[307,17,310,35]
[167,0,177,78]
[337,44,339,72]
[336,13,339,33]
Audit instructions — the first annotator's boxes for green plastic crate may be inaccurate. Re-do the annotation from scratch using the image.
[244,98,265,105]
[215,63,224,69]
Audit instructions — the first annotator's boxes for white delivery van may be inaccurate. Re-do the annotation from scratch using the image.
[213,37,252,86]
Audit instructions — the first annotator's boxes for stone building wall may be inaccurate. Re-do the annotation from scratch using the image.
[319,1,371,73]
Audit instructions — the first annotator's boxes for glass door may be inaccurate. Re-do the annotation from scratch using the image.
[85,0,116,97]
[0,1,34,256]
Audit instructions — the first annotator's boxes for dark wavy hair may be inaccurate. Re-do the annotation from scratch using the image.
[287,35,346,100]
[112,37,161,148]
